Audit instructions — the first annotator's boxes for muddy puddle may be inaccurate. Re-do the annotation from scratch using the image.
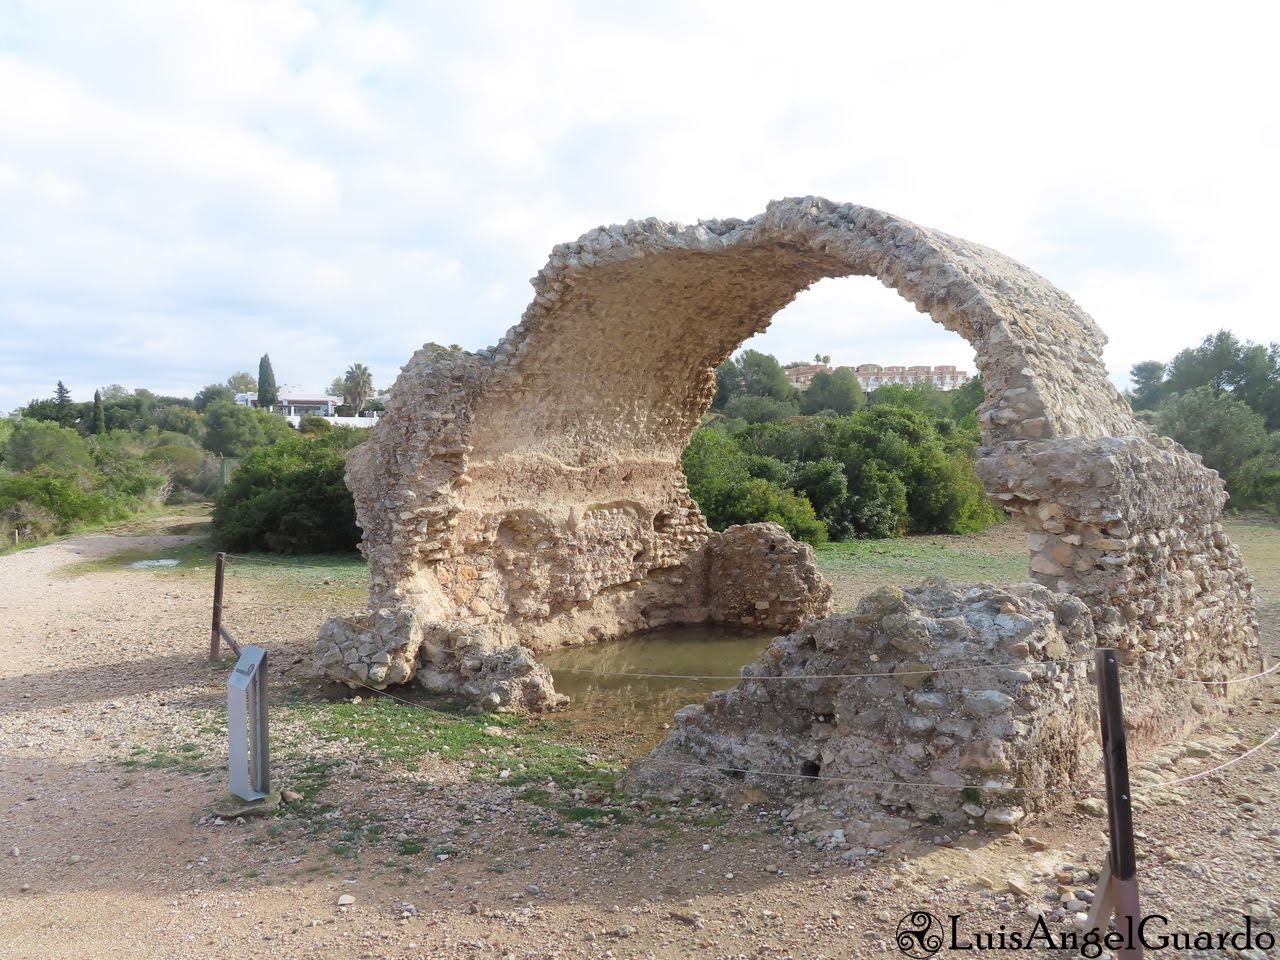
[541,624,776,750]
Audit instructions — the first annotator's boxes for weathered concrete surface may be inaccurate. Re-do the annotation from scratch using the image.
[315,196,1258,722]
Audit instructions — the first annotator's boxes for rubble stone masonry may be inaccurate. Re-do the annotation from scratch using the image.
[313,197,1257,814]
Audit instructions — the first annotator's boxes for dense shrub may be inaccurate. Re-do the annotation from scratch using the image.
[1233,438,1280,515]
[202,401,293,457]
[3,421,92,472]
[722,394,798,424]
[146,444,205,486]
[212,431,364,553]
[0,471,131,532]
[716,478,827,544]
[685,403,999,542]
[681,428,827,544]
[298,414,332,434]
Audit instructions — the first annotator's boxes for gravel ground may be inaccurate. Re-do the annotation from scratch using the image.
[0,521,1277,960]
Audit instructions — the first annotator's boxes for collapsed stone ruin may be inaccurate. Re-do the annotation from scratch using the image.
[315,196,1259,821]
[625,579,1100,833]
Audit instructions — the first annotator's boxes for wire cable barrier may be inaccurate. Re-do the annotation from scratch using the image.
[214,551,1279,799]
[335,672,1278,798]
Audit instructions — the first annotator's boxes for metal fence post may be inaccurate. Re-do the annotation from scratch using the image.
[1086,647,1143,958]
[227,645,270,801]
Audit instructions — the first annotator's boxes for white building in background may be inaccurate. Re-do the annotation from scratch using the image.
[233,392,381,428]
[783,363,971,392]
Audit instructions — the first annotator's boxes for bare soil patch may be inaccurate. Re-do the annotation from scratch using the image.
[0,522,1276,958]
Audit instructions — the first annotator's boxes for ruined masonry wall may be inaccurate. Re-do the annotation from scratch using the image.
[625,573,1254,832]
[313,197,1257,722]
[626,580,1100,831]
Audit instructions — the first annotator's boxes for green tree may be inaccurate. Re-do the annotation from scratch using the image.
[194,383,235,412]
[790,458,848,520]
[298,414,332,435]
[257,355,279,410]
[145,444,205,487]
[716,478,827,545]
[4,420,93,472]
[801,368,865,416]
[21,398,59,422]
[1157,386,1268,481]
[1129,361,1168,411]
[53,381,75,427]
[735,405,998,538]
[152,405,202,437]
[202,400,266,457]
[682,429,750,511]
[949,376,985,421]
[681,428,826,543]
[723,394,798,424]
[1230,341,1280,430]
[226,371,257,393]
[738,350,796,401]
[712,358,745,410]
[1165,330,1243,396]
[1233,433,1280,514]
[343,363,375,415]
[867,382,953,419]
[90,390,107,435]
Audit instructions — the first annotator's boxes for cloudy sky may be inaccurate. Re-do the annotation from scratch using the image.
[2,0,1277,411]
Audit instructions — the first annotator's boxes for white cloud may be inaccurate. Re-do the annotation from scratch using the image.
[2,0,1278,411]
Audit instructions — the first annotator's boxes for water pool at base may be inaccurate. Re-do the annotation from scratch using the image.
[540,625,776,750]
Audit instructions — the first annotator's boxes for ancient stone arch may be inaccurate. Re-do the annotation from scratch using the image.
[315,197,1257,719]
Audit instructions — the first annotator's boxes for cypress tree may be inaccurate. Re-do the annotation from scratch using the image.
[91,389,107,434]
[53,381,75,427]
[257,355,279,410]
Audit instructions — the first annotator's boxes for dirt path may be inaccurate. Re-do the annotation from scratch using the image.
[0,529,1277,959]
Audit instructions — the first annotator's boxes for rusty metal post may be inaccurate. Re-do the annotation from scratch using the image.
[1086,647,1143,958]
[210,551,226,661]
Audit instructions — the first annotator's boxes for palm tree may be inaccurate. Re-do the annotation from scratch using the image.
[343,363,374,416]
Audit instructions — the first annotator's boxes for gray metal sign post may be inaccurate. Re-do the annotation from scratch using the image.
[227,645,270,801]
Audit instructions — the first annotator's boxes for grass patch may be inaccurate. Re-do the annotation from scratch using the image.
[119,741,215,775]
[290,695,628,826]
[816,530,1027,586]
